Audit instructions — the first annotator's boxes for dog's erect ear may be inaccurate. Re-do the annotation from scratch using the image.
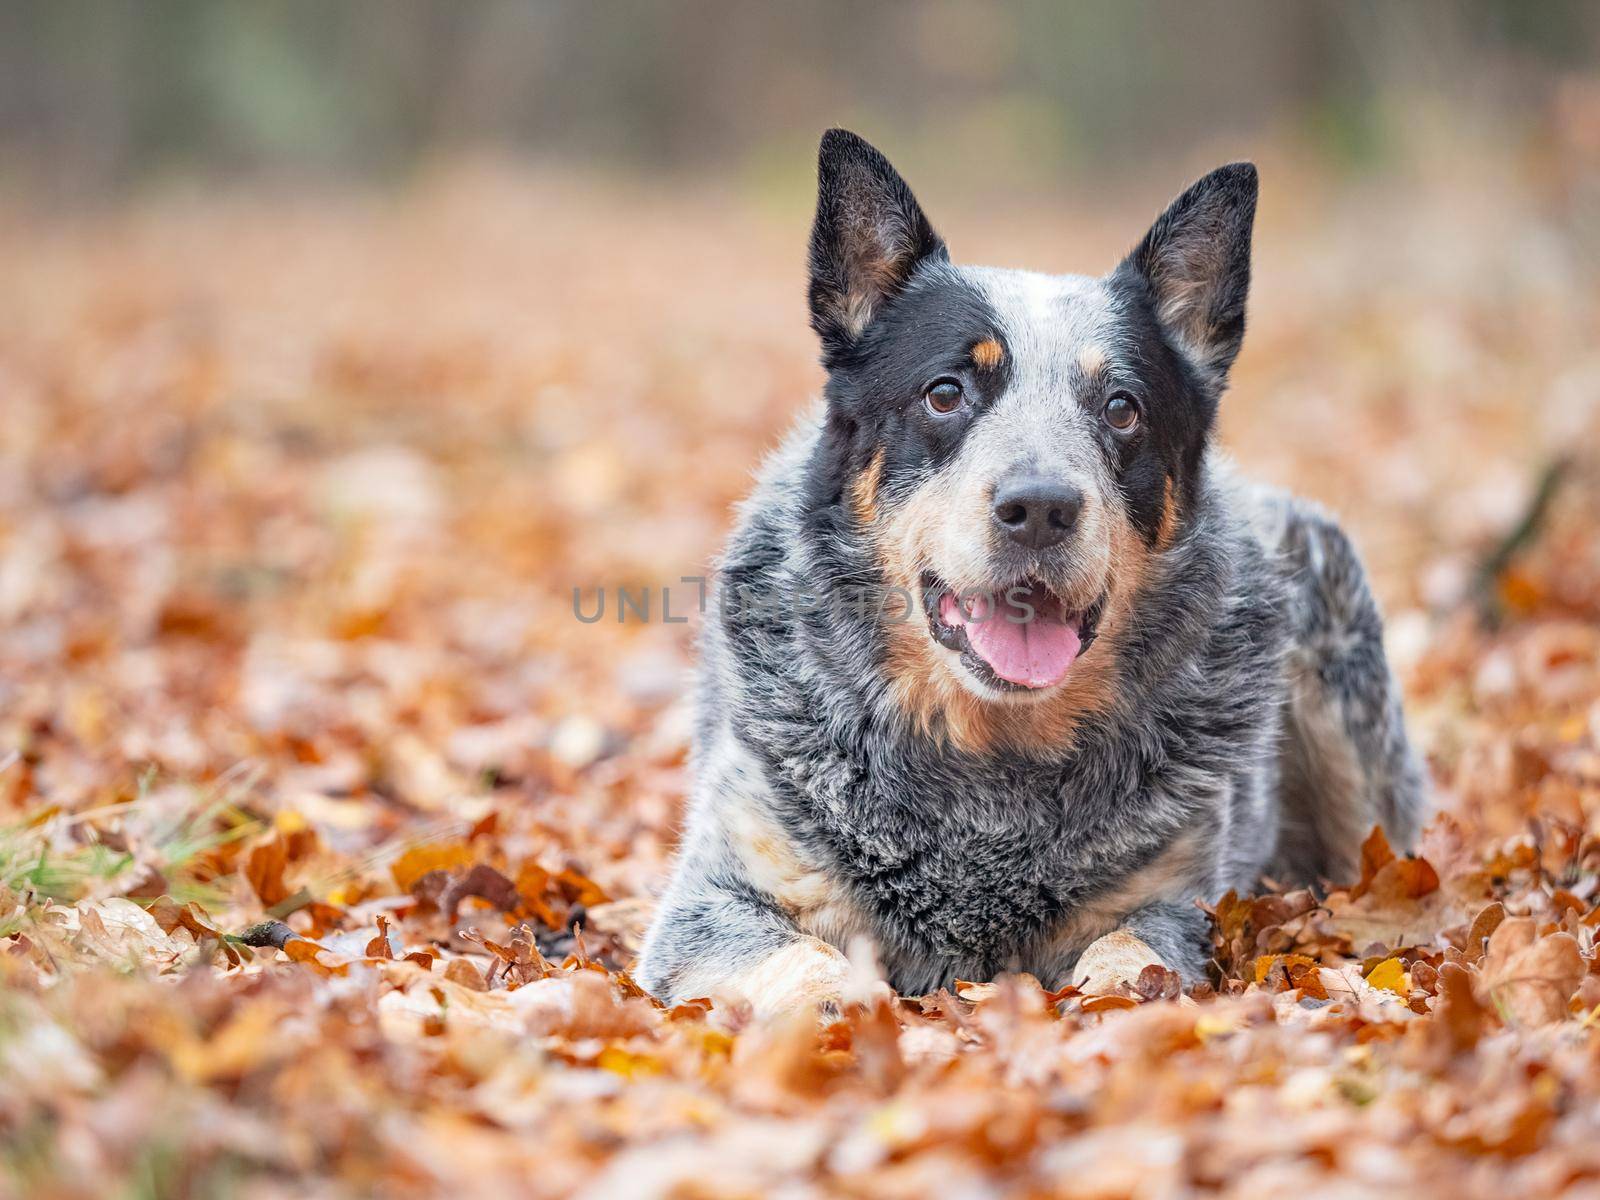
[809,129,947,364]
[1120,162,1257,385]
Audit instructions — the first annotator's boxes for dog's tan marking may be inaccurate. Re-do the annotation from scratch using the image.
[1072,929,1164,994]
[721,790,867,952]
[837,293,877,340]
[1155,476,1179,550]
[971,337,1005,370]
[717,937,850,1017]
[1101,479,1184,618]
[725,796,842,913]
[881,618,1120,756]
[1076,344,1107,376]
[849,447,886,527]
[830,220,925,340]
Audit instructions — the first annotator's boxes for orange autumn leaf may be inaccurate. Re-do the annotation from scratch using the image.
[554,866,610,909]
[1496,568,1546,616]
[283,938,346,977]
[391,841,475,893]
[1349,825,1439,903]
[1254,953,1319,985]
[246,837,292,908]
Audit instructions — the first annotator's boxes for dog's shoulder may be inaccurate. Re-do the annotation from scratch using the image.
[693,405,824,701]
[1206,453,1382,632]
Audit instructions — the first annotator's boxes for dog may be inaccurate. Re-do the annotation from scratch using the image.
[635,130,1425,1014]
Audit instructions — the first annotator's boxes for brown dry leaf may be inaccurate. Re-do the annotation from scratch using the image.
[392,841,476,892]
[365,915,397,959]
[955,979,999,1004]
[147,895,241,966]
[71,899,188,966]
[1476,918,1585,1026]
[1254,952,1318,985]
[1465,901,1507,961]
[246,837,292,907]
[1431,961,1489,1054]
[1131,963,1182,1002]
[507,969,658,1038]
[440,863,520,923]
[284,938,348,978]
[1324,831,1459,952]
[442,956,488,991]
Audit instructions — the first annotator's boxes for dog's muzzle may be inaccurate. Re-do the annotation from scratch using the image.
[923,572,1104,692]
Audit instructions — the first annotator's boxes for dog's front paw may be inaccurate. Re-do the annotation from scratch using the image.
[1072,930,1165,994]
[718,936,851,1019]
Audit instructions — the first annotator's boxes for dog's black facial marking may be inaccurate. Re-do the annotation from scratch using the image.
[804,264,1011,521]
[1086,284,1218,545]
[1082,162,1256,547]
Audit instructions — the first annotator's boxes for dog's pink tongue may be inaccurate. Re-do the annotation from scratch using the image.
[961,586,1082,688]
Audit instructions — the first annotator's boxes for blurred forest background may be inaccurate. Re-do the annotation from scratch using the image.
[2,0,1598,199]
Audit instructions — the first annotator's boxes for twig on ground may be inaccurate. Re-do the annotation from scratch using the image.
[1473,456,1571,627]
[234,920,302,950]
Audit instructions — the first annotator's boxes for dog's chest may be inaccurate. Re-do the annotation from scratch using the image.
[769,741,1148,968]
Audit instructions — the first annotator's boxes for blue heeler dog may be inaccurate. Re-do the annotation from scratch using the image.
[636,130,1425,1014]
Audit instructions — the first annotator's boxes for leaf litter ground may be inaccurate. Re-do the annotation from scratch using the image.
[2,162,1600,1198]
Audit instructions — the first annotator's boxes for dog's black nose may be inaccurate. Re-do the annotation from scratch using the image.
[992,477,1084,549]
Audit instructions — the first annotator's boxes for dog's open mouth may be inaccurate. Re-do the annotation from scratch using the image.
[923,573,1103,691]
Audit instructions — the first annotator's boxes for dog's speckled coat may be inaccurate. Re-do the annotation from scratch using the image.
[637,131,1425,1013]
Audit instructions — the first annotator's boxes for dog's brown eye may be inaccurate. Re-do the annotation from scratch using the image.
[1103,393,1140,432]
[924,379,965,415]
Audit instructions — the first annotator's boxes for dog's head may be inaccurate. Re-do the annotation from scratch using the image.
[804,130,1255,737]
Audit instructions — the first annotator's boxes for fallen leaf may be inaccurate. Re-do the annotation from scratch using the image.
[392,841,475,892]
[1477,919,1584,1026]
[440,863,520,923]
[246,837,292,907]
[508,970,658,1038]
[1366,957,1411,995]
